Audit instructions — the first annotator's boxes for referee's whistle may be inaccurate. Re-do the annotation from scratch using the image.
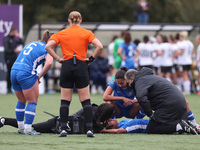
[73,53,77,65]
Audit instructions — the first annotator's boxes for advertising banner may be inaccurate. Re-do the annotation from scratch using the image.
[0,5,23,94]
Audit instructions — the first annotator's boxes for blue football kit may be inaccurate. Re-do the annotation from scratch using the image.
[108,78,136,118]
[118,119,149,133]
[119,42,136,69]
[11,40,48,133]
[11,41,48,91]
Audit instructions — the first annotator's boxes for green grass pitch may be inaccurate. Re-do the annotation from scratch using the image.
[0,93,200,150]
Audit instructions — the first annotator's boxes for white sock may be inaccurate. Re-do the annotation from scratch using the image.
[17,121,24,129]
[197,85,200,92]
[91,85,97,94]
[191,119,197,126]
[183,80,191,94]
[177,77,183,91]
[25,124,32,132]
[176,123,182,131]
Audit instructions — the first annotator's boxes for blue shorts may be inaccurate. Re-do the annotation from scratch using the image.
[120,59,135,70]
[116,102,135,119]
[11,69,38,91]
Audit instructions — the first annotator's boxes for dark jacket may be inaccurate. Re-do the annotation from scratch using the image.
[71,103,101,133]
[131,67,187,125]
[37,104,101,134]
[3,35,23,59]
[89,56,110,75]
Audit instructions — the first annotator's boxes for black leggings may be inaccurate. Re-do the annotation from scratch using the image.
[4,117,57,133]
[32,117,57,133]
[146,119,176,134]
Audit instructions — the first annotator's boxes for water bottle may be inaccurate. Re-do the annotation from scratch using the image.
[73,53,77,65]
[73,118,79,133]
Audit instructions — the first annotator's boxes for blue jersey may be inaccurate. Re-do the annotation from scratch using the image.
[119,42,136,69]
[119,42,136,59]
[12,41,48,75]
[108,78,135,109]
[118,119,149,133]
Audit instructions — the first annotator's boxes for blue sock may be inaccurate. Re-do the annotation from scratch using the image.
[136,110,146,119]
[15,101,26,121]
[25,102,37,125]
[188,110,196,124]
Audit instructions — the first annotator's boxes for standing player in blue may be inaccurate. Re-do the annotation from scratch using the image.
[103,67,145,119]
[117,31,137,69]
[10,30,54,135]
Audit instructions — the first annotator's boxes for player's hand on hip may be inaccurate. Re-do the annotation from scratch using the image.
[57,58,64,63]
[83,58,91,64]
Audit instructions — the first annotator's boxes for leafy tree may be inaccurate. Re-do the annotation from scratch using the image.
[1,0,200,35]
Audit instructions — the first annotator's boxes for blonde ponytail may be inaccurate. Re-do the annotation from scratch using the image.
[68,11,82,25]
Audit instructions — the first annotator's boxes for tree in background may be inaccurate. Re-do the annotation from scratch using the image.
[0,0,200,35]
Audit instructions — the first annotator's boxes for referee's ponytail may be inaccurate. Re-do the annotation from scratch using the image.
[68,11,82,25]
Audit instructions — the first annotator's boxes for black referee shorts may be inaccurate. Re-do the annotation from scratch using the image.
[60,59,90,89]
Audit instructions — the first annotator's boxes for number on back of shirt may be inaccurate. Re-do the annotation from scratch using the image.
[128,46,135,57]
[141,50,151,57]
[23,43,37,55]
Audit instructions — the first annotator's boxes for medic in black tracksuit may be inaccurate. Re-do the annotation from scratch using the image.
[130,67,187,134]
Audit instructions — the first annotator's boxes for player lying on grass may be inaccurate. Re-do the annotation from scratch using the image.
[1,101,198,135]
[101,118,200,134]
[0,103,114,134]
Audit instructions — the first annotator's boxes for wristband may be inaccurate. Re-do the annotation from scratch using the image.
[55,57,60,61]
[89,56,95,62]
